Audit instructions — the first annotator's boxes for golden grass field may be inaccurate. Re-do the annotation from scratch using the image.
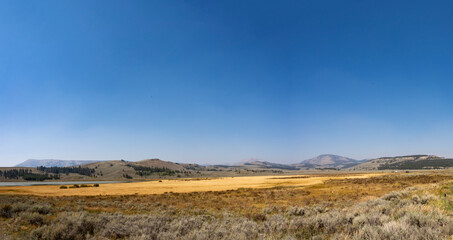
[0,173,383,196]
[2,171,453,239]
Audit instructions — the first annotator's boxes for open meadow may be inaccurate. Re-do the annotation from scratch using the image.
[1,171,453,239]
[0,173,381,196]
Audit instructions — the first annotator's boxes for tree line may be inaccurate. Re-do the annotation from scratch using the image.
[37,166,95,176]
[0,169,59,181]
[127,164,185,176]
[377,159,453,170]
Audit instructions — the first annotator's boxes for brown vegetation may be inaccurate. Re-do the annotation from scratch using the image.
[0,173,381,196]
[0,172,452,239]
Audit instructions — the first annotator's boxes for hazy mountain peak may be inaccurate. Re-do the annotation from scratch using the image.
[296,154,359,169]
[16,159,104,167]
[236,158,263,165]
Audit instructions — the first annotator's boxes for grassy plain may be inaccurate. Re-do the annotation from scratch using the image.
[0,172,382,196]
[1,171,453,239]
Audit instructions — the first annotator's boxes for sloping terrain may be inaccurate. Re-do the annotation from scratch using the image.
[351,155,453,170]
[2,157,302,182]
[3,159,191,181]
[240,160,298,170]
[83,160,136,179]
[133,159,186,171]
[294,154,359,169]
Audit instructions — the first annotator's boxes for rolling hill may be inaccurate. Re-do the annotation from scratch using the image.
[350,155,453,170]
[4,159,191,181]
[133,159,186,171]
[239,160,299,170]
[294,154,360,169]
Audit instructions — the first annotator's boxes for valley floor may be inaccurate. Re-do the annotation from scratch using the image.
[1,170,453,239]
[0,172,381,196]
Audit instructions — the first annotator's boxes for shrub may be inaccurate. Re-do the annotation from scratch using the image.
[93,184,99,187]
[21,212,45,226]
[30,212,98,240]
[30,204,53,215]
[250,213,266,222]
[411,194,435,205]
[60,186,68,189]
[4,180,453,240]
[287,206,309,216]
[382,191,401,201]
[12,202,29,213]
[0,204,12,218]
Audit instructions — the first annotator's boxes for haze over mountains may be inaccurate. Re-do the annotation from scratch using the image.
[16,159,105,168]
[236,159,299,170]
[14,154,362,170]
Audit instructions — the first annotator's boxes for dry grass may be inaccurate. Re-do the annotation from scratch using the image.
[1,172,453,239]
[0,173,383,196]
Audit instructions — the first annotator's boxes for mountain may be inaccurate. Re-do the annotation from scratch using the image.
[239,160,299,170]
[294,154,359,169]
[236,158,263,165]
[224,158,298,170]
[350,155,453,170]
[16,159,104,167]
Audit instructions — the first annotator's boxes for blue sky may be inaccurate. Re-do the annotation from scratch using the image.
[1,1,453,166]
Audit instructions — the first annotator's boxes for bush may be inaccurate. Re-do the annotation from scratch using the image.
[21,212,45,226]
[12,202,29,213]
[4,181,453,240]
[0,204,12,218]
[30,205,52,215]
[93,184,99,187]
[30,212,98,240]
[60,186,68,189]
[246,212,267,222]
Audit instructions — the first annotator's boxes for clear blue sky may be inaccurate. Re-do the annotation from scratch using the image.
[1,1,453,166]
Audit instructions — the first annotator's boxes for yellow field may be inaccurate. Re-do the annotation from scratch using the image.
[0,173,383,196]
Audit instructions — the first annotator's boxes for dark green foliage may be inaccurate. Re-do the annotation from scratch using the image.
[378,158,453,170]
[0,204,12,218]
[37,166,95,176]
[127,164,181,176]
[0,169,58,181]
[23,173,59,181]
[123,173,133,179]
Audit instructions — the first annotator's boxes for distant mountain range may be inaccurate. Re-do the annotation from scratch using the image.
[12,154,453,179]
[16,159,105,167]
